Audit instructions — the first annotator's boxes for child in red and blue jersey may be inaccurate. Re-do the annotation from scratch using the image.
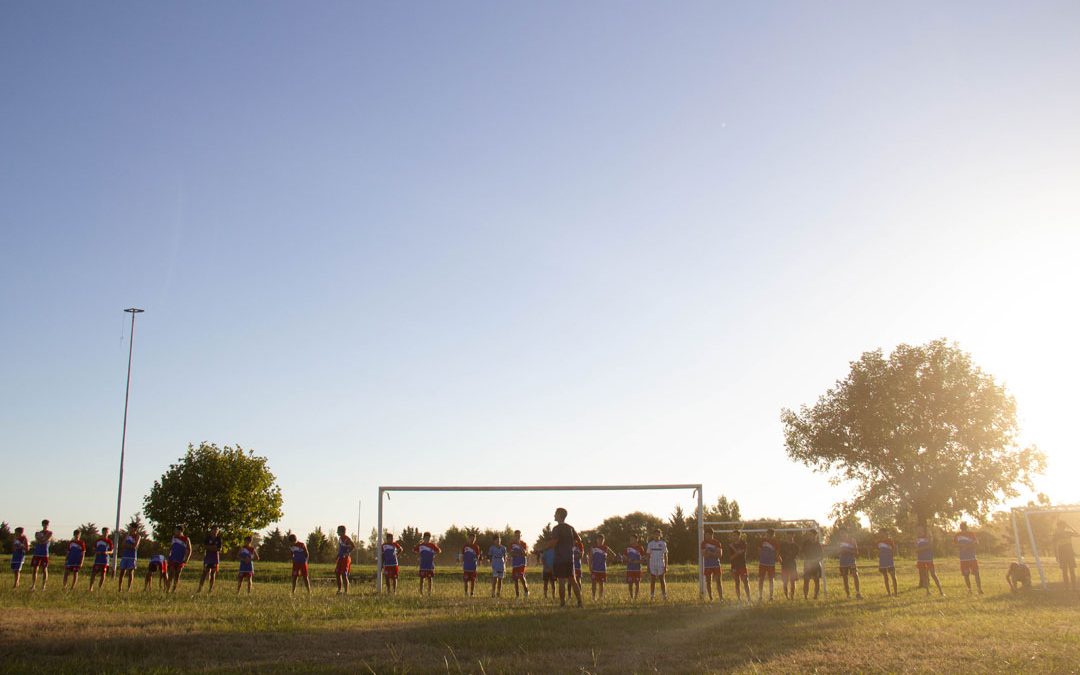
[335,525,355,595]
[88,528,112,592]
[625,534,646,600]
[510,530,530,598]
[836,530,862,599]
[572,539,584,586]
[116,526,140,593]
[488,535,507,597]
[730,530,750,603]
[701,528,723,601]
[955,522,982,595]
[541,546,557,598]
[461,533,481,596]
[237,535,258,595]
[914,526,944,596]
[145,553,168,592]
[876,531,898,596]
[289,533,311,595]
[166,525,192,593]
[589,535,616,600]
[414,532,442,596]
[10,527,29,589]
[197,525,223,594]
[29,519,53,591]
[758,529,780,602]
[62,530,87,590]
[381,533,404,594]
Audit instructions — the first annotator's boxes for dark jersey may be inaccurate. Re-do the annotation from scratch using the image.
[552,523,578,565]
[779,541,800,569]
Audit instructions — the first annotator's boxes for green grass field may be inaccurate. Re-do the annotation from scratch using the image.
[1,558,1078,673]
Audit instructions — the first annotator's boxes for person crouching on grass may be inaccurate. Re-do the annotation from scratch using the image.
[757,528,780,602]
[335,525,355,595]
[462,532,481,596]
[144,553,168,592]
[914,526,944,596]
[837,529,862,599]
[625,533,646,600]
[62,530,87,590]
[381,532,403,594]
[87,528,112,592]
[876,530,898,597]
[729,529,750,603]
[237,535,258,594]
[510,530,530,598]
[588,535,616,600]
[647,529,669,601]
[197,525,223,594]
[289,533,311,595]
[488,535,507,598]
[414,532,442,596]
[1006,561,1032,592]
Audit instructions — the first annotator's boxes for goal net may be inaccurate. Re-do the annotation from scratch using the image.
[376,484,706,595]
[1011,505,1080,590]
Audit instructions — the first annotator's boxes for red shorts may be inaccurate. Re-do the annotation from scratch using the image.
[66,565,82,572]
[292,562,309,577]
[31,556,49,569]
[916,561,935,571]
[238,571,253,578]
[704,567,722,578]
[839,564,858,574]
[512,566,526,579]
[781,567,798,580]
[336,557,352,575]
[758,565,775,578]
[419,569,434,579]
[93,564,109,575]
[731,566,748,579]
[463,570,477,581]
[383,565,399,579]
[591,571,607,582]
[626,570,642,582]
[960,560,979,575]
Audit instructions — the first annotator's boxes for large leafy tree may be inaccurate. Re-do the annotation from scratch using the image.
[143,442,284,551]
[782,339,1044,526]
[594,512,665,550]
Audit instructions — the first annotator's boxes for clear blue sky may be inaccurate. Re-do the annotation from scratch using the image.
[2,2,1078,541]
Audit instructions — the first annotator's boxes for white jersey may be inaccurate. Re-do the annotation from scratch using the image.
[647,540,667,575]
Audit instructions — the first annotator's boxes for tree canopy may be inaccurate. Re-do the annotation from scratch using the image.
[782,339,1044,526]
[143,442,284,551]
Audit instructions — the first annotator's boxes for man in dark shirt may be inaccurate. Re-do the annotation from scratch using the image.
[779,533,800,600]
[542,507,583,607]
[801,530,823,600]
[197,526,224,594]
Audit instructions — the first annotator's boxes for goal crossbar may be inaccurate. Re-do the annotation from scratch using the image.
[1011,504,1080,590]
[377,484,705,595]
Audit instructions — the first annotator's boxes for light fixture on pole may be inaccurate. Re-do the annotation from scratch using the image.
[113,307,144,568]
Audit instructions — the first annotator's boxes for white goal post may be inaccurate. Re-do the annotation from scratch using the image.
[705,519,827,597]
[376,484,705,595]
[1011,504,1080,590]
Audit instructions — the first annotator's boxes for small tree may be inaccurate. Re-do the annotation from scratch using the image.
[143,442,284,551]
[0,522,11,554]
[594,512,665,550]
[261,527,292,562]
[667,506,694,563]
[77,523,101,542]
[782,340,1045,526]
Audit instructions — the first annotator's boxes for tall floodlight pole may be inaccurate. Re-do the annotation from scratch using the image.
[113,307,145,568]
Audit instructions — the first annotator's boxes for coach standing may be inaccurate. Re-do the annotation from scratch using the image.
[543,507,584,607]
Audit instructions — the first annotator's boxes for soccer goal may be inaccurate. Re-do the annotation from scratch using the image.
[377,484,706,595]
[704,519,828,596]
[1010,504,1080,590]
